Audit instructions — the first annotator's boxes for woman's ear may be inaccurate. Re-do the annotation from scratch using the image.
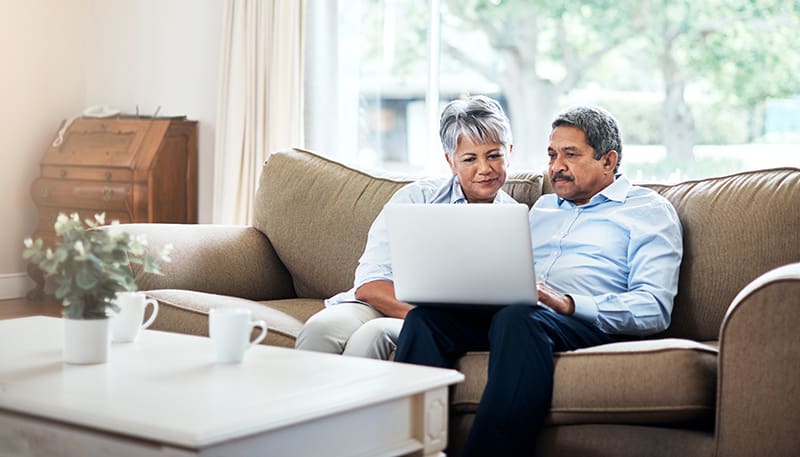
[445,153,457,175]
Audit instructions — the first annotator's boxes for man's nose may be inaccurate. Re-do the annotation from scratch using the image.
[550,154,566,172]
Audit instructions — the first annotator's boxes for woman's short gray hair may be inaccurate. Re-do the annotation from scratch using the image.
[439,95,513,159]
[551,106,623,173]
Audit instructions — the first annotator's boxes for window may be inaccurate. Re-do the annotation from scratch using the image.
[305,0,800,182]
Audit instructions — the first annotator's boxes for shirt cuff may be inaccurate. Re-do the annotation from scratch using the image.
[354,275,393,290]
[569,294,599,325]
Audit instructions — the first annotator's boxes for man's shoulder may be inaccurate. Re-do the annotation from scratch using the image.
[627,184,674,207]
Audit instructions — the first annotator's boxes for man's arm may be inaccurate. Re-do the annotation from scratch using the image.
[537,282,575,315]
[355,280,413,319]
[570,202,683,336]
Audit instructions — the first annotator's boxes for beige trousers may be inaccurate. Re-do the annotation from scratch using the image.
[295,302,403,360]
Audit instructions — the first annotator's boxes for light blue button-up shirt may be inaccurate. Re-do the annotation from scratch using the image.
[325,175,518,307]
[531,174,683,336]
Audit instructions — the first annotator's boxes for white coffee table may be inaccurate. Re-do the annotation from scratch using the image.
[0,317,463,457]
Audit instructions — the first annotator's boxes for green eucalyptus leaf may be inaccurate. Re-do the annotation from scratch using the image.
[75,268,99,290]
[143,255,163,275]
[54,281,72,300]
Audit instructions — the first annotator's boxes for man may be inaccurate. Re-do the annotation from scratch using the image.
[394,106,683,456]
[295,95,518,359]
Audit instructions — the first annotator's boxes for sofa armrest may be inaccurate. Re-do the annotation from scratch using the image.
[111,224,296,301]
[715,262,800,457]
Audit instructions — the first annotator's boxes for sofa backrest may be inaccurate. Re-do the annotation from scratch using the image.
[253,149,544,299]
[255,149,800,342]
[645,168,800,341]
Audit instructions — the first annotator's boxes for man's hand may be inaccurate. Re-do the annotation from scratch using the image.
[536,282,575,315]
[355,280,413,319]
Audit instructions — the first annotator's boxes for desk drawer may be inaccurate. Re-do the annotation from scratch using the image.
[31,178,132,211]
[41,166,133,182]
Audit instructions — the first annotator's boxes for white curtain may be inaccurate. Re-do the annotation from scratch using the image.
[213,0,304,224]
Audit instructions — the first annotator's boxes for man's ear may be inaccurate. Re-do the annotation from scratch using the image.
[603,150,618,172]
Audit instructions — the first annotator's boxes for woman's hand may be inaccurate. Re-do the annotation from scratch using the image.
[355,280,413,319]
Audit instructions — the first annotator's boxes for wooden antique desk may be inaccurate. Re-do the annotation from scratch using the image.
[27,116,197,297]
[31,116,198,245]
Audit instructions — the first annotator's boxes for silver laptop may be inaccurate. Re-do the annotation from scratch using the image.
[384,203,537,306]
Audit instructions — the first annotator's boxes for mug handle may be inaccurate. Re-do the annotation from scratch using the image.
[141,298,159,330]
[250,320,268,347]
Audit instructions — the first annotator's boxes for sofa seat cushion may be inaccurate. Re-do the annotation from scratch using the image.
[452,338,718,426]
[144,289,325,348]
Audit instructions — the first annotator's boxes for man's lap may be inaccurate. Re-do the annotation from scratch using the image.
[398,304,617,362]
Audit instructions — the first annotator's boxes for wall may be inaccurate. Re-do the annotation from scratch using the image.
[0,0,222,299]
[83,0,222,226]
[0,1,90,298]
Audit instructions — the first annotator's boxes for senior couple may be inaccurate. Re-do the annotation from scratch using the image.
[296,96,683,456]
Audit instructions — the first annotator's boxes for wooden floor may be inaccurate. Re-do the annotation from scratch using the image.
[0,297,62,320]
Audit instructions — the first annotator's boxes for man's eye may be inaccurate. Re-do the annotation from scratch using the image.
[489,153,503,159]
[462,157,475,163]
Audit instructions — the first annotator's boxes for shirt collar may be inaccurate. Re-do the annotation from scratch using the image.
[449,175,511,204]
[451,176,469,203]
[557,174,630,207]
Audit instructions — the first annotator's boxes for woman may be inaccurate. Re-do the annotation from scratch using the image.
[295,94,517,359]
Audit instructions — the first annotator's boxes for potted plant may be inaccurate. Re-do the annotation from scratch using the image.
[23,213,172,364]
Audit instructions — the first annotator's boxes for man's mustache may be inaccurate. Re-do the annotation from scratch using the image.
[551,172,574,182]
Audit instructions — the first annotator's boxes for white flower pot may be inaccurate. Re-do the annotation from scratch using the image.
[63,318,111,364]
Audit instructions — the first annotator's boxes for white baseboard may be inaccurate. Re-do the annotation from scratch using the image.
[0,273,34,300]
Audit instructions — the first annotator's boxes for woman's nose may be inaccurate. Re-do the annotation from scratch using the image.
[477,158,491,173]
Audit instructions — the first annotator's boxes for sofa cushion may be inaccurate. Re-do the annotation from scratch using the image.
[646,168,800,340]
[145,289,325,348]
[253,148,545,299]
[452,338,718,426]
[254,149,411,299]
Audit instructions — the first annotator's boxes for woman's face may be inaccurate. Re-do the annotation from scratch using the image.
[447,136,510,203]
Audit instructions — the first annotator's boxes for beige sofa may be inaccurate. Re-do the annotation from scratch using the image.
[123,148,800,457]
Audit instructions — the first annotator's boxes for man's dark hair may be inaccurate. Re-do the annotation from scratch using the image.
[551,106,623,173]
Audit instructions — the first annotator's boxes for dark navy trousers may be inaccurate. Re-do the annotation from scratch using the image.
[394,304,620,457]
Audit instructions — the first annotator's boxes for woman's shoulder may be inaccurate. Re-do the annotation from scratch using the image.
[391,177,453,203]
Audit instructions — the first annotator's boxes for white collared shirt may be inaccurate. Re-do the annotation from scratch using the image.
[325,175,518,307]
[531,174,683,336]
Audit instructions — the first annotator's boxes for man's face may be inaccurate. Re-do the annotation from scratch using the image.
[447,136,510,204]
[547,126,616,205]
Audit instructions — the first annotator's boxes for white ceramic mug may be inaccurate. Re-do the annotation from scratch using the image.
[111,291,159,343]
[209,308,267,364]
